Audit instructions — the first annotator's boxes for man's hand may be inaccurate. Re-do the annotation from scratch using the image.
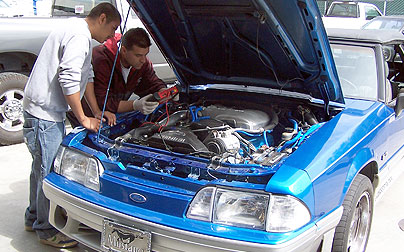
[94,110,116,126]
[65,92,102,132]
[133,94,159,115]
[79,116,101,132]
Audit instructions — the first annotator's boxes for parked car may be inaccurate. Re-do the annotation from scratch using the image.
[361,15,404,34]
[43,0,404,252]
[322,1,383,29]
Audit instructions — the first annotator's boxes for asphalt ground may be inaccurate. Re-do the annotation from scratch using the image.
[1,139,403,251]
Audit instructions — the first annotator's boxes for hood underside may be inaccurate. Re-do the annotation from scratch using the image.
[128,0,344,104]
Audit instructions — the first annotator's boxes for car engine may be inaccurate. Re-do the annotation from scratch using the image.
[115,101,323,168]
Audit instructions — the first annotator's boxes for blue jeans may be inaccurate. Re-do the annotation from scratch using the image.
[23,111,65,239]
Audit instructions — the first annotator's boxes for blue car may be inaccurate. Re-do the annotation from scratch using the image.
[43,1,404,252]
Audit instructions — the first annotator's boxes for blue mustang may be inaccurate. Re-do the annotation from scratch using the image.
[43,1,404,252]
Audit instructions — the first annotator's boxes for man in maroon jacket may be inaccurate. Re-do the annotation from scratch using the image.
[68,28,167,127]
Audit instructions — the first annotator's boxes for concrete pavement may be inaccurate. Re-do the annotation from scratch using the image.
[0,141,403,252]
[0,142,95,252]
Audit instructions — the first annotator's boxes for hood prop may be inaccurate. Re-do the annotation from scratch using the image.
[320,75,331,118]
[96,7,131,141]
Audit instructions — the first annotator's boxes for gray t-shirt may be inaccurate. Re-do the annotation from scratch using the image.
[23,17,94,122]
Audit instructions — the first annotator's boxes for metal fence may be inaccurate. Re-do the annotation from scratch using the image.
[317,0,404,16]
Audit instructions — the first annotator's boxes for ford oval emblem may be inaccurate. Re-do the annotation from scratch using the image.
[129,193,147,203]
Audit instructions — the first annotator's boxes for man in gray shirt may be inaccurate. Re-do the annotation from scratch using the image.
[22,2,121,248]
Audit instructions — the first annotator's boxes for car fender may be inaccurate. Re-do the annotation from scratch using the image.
[341,147,377,202]
[265,165,315,215]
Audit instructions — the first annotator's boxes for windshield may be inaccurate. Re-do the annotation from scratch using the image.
[52,0,112,16]
[331,44,378,100]
[362,19,404,31]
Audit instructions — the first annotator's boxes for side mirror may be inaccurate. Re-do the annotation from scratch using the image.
[395,88,404,116]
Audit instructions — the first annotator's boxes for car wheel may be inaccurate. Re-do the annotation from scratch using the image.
[332,173,373,252]
[0,72,28,145]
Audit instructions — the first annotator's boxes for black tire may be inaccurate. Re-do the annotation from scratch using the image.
[0,72,28,145]
[332,173,374,252]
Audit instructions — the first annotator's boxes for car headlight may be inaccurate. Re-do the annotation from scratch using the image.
[266,194,311,232]
[186,187,310,232]
[53,146,103,191]
[213,188,269,230]
[186,187,215,222]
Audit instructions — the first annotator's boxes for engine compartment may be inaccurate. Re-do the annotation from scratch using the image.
[110,92,326,170]
[86,88,339,183]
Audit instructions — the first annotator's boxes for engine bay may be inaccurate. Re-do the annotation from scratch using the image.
[106,92,327,172]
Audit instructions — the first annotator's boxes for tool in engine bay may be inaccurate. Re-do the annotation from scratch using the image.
[148,84,181,104]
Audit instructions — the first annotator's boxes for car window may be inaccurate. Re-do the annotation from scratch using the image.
[363,19,404,31]
[53,0,113,16]
[364,6,381,19]
[383,20,404,30]
[331,44,378,100]
[362,19,384,29]
[327,4,358,17]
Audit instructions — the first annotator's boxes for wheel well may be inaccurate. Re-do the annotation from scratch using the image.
[359,161,378,185]
[0,52,37,76]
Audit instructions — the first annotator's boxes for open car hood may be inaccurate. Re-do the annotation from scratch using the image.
[127,0,344,104]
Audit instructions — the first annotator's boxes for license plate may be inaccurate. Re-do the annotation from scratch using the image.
[101,220,151,252]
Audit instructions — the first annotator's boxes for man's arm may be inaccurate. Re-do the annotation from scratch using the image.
[84,82,116,126]
[58,35,102,132]
[65,92,100,132]
[117,100,135,113]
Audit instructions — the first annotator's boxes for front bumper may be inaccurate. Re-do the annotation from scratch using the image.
[43,180,342,252]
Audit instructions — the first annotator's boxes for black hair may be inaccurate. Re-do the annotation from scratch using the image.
[122,28,152,49]
[87,2,121,23]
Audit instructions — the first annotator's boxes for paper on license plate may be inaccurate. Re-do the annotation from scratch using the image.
[101,220,151,252]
